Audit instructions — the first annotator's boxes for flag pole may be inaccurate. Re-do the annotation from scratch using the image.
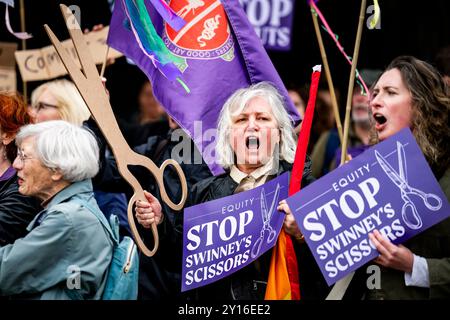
[100,46,110,78]
[310,3,343,143]
[339,0,367,166]
[327,0,367,301]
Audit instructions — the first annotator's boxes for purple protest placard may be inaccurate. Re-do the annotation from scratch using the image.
[182,172,289,292]
[240,0,295,51]
[286,128,450,286]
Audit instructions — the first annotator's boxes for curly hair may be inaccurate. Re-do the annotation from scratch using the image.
[376,56,450,178]
[0,93,34,162]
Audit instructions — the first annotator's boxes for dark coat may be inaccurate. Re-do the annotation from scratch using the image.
[160,157,329,300]
[91,127,212,300]
[0,173,41,246]
[365,166,450,300]
[135,131,213,300]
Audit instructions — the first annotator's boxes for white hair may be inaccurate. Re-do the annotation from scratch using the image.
[31,79,91,126]
[216,82,297,169]
[16,120,99,182]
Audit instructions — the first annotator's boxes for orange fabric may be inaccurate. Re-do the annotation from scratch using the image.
[285,233,301,299]
[265,67,321,300]
[265,230,291,300]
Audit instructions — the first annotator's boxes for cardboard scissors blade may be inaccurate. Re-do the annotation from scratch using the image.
[44,4,188,257]
[44,24,88,87]
[59,4,99,79]
[375,150,405,188]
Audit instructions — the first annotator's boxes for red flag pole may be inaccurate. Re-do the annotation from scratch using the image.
[289,65,322,196]
[265,66,321,300]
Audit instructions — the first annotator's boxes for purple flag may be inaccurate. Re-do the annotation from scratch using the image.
[108,0,300,175]
[182,173,289,291]
[286,128,450,286]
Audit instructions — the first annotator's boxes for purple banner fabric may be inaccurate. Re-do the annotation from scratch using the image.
[0,166,15,182]
[333,145,370,170]
[181,172,289,292]
[108,0,300,175]
[148,0,186,31]
[286,128,450,286]
[240,0,295,51]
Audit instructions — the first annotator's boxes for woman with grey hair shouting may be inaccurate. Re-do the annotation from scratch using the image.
[0,120,113,299]
[135,82,326,300]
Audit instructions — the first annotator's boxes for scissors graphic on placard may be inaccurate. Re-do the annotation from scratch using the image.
[44,5,188,257]
[375,142,442,230]
[251,184,281,258]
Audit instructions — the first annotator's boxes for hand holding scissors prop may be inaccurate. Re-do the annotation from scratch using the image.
[251,184,281,258]
[44,5,188,256]
[375,142,442,230]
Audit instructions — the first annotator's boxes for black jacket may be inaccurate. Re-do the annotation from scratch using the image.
[0,174,41,246]
[160,157,328,300]
[136,132,213,300]
[91,127,212,300]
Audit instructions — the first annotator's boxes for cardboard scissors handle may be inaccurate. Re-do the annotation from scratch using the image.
[44,4,188,257]
[118,152,187,257]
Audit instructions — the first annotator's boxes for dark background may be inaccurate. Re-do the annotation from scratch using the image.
[1,0,449,120]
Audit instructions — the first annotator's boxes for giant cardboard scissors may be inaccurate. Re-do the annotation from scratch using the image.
[44,4,188,257]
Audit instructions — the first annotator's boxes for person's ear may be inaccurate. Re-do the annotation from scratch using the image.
[1,132,14,146]
[50,169,64,182]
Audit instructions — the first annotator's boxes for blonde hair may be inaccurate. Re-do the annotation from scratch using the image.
[31,79,90,126]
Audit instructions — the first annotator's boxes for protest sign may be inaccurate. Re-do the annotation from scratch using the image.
[0,68,16,92]
[182,172,289,291]
[240,0,295,51]
[286,128,450,285]
[0,42,17,92]
[15,26,122,82]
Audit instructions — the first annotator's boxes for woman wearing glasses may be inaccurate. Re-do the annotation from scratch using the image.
[0,93,41,246]
[0,120,113,299]
[30,79,90,126]
[31,79,131,239]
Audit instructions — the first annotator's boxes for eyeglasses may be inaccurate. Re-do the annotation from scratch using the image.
[32,102,59,111]
[16,150,34,164]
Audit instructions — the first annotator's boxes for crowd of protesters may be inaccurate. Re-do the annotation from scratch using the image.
[0,46,449,300]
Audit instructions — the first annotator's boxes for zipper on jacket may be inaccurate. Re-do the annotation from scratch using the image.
[123,242,136,273]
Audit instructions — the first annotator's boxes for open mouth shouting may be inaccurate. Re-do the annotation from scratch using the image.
[373,112,387,131]
[246,136,260,150]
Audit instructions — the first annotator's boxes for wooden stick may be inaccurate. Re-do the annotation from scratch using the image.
[100,46,110,78]
[310,4,343,143]
[339,0,367,166]
[19,0,27,102]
